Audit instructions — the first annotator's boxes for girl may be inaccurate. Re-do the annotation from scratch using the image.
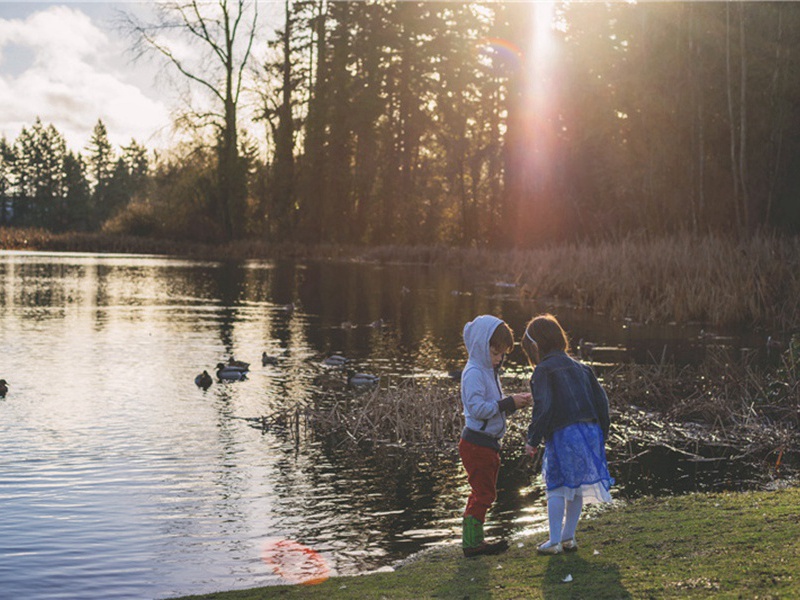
[522,314,613,555]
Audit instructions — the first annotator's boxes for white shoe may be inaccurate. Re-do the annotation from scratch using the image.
[561,538,578,552]
[537,540,563,555]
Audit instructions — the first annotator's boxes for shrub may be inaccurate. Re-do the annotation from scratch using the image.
[102,201,161,237]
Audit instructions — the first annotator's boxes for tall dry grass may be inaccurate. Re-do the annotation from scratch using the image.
[366,234,800,329]
[512,234,800,329]
[0,227,359,261]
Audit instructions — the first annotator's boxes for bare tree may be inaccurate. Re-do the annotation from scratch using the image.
[124,0,258,240]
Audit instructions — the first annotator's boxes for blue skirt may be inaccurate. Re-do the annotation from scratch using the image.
[542,422,614,503]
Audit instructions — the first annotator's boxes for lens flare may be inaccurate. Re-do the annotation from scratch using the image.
[262,538,330,586]
[477,37,524,71]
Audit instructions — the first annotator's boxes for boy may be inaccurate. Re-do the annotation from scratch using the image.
[459,315,531,557]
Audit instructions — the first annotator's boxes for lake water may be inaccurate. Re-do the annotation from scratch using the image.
[0,251,769,599]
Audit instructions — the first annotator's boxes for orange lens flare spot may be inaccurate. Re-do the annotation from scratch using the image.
[261,538,330,586]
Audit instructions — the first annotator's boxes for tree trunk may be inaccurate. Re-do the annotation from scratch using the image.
[738,3,750,233]
[765,5,785,228]
[725,3,742,232]
[272,0,295,238]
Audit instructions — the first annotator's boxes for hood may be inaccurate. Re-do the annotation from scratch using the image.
[463,314,503,370]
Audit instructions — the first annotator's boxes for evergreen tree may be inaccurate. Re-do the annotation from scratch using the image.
[259,0,303,241]
[61,151,91,231]
[13,118,68,228]
[85,119,116,226]
[0,136,13,225]
[297,0,330,243]
[121,139,150,196]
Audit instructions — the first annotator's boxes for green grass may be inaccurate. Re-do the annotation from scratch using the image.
[173,487,800,599]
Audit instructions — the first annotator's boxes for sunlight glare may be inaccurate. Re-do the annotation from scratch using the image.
[524,2,559,191]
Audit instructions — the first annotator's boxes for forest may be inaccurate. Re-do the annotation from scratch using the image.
[1,1,799,247]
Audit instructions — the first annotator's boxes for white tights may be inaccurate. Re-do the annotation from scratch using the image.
[547,495,583,545]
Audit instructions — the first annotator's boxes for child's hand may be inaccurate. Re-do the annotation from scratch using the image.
[525,443,538,457]
[512,392,532,409]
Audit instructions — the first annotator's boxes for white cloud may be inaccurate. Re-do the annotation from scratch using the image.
[0,5,171,151]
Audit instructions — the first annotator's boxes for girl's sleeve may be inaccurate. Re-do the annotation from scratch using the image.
[589,371,610,440]
[462,369,501,421]
[526,368,551,447]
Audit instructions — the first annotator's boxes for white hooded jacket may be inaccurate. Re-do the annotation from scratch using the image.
[460,315,516,447]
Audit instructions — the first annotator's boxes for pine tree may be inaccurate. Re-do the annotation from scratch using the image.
[85,119,115,226]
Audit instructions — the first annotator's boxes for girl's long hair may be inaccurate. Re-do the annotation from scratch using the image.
[521,313,570,366]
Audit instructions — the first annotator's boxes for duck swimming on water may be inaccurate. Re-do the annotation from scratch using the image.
[227,357,250,371]
[217,363,248,381]
[195,371,213,390]
[323,354,349,367]
[0,379,8,398]
[347,371,380,389]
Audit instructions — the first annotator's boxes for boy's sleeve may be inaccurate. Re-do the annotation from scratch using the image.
[498,396,516,414]
[526,368,552,447]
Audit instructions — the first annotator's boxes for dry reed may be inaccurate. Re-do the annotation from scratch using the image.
[251,379,463,451]
[260,341,800,475]
[305,379,463,449]
[365,234,800,329]
[605,340,799,466]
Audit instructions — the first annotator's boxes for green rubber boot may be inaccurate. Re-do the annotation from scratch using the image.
[462,515,485,550]
[462,515,509,557]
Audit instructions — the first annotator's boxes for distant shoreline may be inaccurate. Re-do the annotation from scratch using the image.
[2,227,799,330]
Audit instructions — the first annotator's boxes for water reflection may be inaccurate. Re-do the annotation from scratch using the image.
[0,251,775,599]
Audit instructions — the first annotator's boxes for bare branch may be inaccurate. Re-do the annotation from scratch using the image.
[185,0,227,65]
[140,26,225,103]
[235,1,258,105]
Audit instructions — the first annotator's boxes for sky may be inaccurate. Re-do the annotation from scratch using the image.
[0,1,282,153]
[0,2,178,151]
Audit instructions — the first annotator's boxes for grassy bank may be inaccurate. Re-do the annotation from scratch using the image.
[2,228,798,330]
[173,486,799,599]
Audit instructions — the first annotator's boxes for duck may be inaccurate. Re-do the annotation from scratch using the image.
[347,370,380,389]
[216,362,248,381]
[194,371,213,390]
[0,379,8,398]
[227,357,250,371]
[322,354,349,367]
[368,319,386,328]
[262,351,279,366]
[340,321,356,330]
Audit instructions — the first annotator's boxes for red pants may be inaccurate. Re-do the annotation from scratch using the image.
[459,438,500,523]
